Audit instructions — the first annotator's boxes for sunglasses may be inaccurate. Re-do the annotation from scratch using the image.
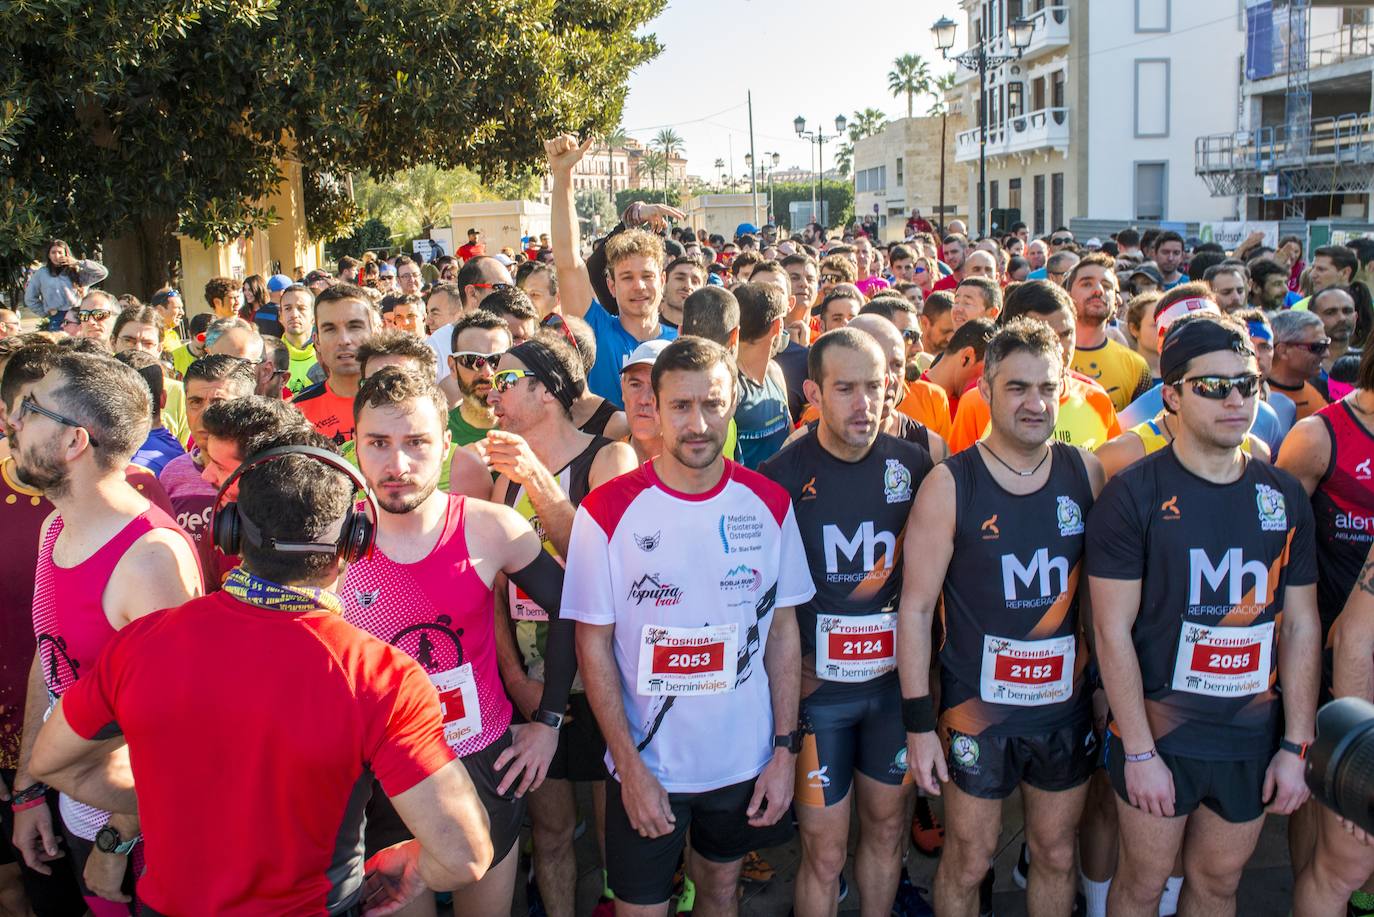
[1285,339,1331,354]
[914,266,928,274]
[902,329,922,343]
[1051,236,1073,245]
[541,312,578,350]
[492,368,535,393]
[820,274,844,284]
[77,309,113,323]
[452,351,503,371]
[1174,373,1262,400]
[473,283,514,292]
[17,396,101,447]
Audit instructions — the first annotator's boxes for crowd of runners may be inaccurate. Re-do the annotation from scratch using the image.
[1,133,1374,917]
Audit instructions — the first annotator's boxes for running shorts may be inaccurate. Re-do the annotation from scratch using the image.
[1105,734,1269,823]
[794,679,910,807]
[942,720,1097,800]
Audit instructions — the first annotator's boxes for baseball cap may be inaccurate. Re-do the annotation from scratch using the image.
[493,253,514,267]
[1129,263,1165,287]
[267,273,293,292]
[377,262,396,276]
[735,222,759,238]
[1085,237,1102,249]
[304,269,332,285]
[621,339,673,373]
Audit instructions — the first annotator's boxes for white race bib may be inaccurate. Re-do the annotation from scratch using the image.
[432,663,483,748]
[637,624,738,696]
[508,581,549,622]
[815,612,897,682]
[980,634,1076,706]
[1171,620,1274,698]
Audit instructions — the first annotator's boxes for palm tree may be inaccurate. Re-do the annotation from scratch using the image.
[927,72,957,235]
[848,108,888,143]
[602,128,628,198]
[714,158,725,187]
[640,150,667,193]
[652,129,685,202]
[836,142,854,179]
[888,54,932,120]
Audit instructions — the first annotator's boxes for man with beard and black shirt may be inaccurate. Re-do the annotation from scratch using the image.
[1089,314,1319,917]
[761,329,933,917]
[902,319,1104,917]
[659,255,706,330]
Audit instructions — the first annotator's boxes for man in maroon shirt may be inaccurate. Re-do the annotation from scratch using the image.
[28,438,494,915]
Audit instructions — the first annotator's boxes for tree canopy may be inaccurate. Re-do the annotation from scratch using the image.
[0,0,664,283]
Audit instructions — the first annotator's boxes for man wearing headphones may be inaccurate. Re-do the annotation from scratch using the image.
[27,428,495,915]
[343,366,571,917]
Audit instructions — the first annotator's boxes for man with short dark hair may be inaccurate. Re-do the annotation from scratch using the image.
[565,336,812,916]
[517,260,561,318]
[1295,246,1358,312]
[1247,258,1292,313]
[9,353,202,911]
[483,287,540,346]
[1067,254,1152,412]
[458,227,485,261]
[446,309,513,445]
[1153,232,1189,289]
[116,350,185,476]
[278,284,318,396]
[203,276,243,319]
[344,367,571,916]
[734,283,791,469]
[381,293,424,335]
[952,277,1002,328]
[660,255,706,329]
[293,283,378,444]
[395,254,424,297]
[1090,314,1319,917]
[931,235,967,291]
[1204,264,1248,314]
[29,428,494,915]
[257,336,290,399]
[1310,285,1358,371]
[428,256,515,405]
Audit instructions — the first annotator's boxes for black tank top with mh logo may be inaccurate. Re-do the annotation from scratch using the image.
[940,441,1093,738]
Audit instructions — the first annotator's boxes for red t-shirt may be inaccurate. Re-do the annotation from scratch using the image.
[61,591,455,915]
[457,242,486,261]
[293,381,356,445]
[932,273,960,292]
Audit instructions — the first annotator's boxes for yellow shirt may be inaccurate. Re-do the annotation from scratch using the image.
[1071,338,1153,413]
[950,374,1122,452]
[170,342,200,378]
[162,378,190,447]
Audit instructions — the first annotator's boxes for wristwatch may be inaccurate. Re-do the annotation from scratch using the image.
[531,708,565,730]
[773,730,801,754]
[95,823,141,856]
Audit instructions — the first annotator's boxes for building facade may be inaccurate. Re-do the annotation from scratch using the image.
[538,136,689,205]
[1196,4,1374,221]
[939,0,1242,236]
[851,112,970,242]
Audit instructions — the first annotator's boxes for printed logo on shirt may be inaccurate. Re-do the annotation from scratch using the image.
[1187,548,1269,614]
[719,564,762,593]
[1335,511,1374,541]
[719,513,764,554]
[1161,496,1181,520]
[1256,484,1287,532]
[822,522,897,581]
[981,514,1000,539]
[628,574,683,607]
[801,477,818,500]
[633,530,661,552]
[951,734,980,768]
[1001,549,1071,605]
[1358,459,1372,481]
[1056,496,1084,537]
[883,459,912,504]
[354,589,381,607]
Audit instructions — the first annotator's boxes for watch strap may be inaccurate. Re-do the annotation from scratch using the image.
[532,708,564,730]
[113,834,141,855]
[1280,738,1309,760]
[773,731,801,754]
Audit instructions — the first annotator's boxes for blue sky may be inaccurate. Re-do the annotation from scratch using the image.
[619,0,963,180]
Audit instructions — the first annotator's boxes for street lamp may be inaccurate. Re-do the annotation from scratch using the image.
[795,114,848,229]
[933,13,1033,238]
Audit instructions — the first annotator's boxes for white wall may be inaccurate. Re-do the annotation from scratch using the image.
[1086,0,1243,221]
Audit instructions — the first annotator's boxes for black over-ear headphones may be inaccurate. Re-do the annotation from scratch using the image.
[211,445,376,563]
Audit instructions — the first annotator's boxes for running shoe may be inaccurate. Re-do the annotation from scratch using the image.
[891,872,935,917]
[674,875,696,914]
[838,873,849,903]
[910,795,944,856]
[740,850,775,884]
[1012,842,1029,890]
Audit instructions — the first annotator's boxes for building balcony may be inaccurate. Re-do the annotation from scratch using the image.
[953,2,1069,85]
[954,107,1070,162]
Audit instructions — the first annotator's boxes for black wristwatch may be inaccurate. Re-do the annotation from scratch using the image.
[95,823,140,856]
[532,708,564,730]
[773,730,801,754]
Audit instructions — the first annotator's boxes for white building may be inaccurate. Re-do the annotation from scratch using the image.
[945,0,1243,235]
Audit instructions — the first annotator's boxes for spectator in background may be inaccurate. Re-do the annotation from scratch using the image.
[1247,257,1294,313]
[205,276,244,320]
[1277,233,1305,292]
[23,239,107,328]
[116,349,186,476]
[1204,263,1249,314]
[516,260,562,319]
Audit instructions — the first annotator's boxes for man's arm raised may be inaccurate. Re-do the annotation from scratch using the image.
[546,135,598,318]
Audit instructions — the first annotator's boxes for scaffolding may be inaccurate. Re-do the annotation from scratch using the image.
[1195,0,1374,213]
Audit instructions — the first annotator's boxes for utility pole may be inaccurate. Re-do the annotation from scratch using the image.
[748,91,759,228]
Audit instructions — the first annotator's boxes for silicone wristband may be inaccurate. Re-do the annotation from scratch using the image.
[10,797,46,813]
[1124,748,1157,763]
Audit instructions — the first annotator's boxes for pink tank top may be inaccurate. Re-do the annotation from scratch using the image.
[343,494,511,756]
[31,506,195,840]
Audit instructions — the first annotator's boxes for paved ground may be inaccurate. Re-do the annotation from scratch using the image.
[506,785,1298,915]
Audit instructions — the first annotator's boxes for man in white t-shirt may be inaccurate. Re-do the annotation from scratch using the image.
[564,337,814,915]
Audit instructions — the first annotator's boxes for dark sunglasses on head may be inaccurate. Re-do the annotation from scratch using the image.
[1174,373,1262,400]
[452,351,503,371]
[1051,236,1073,245]
[902,329,922,342]
[1285,338,1331,354]
[541,312,578,350]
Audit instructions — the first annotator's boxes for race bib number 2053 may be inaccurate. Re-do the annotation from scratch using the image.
[637,624,739,696]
